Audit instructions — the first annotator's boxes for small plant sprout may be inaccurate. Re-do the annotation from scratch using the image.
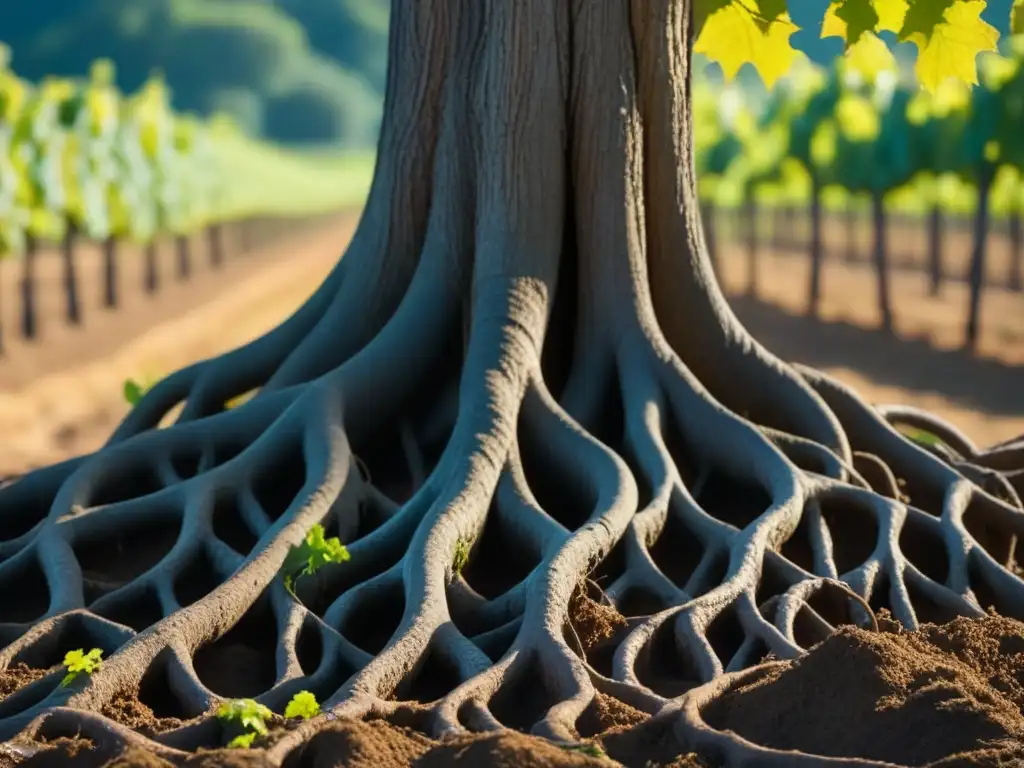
[122,378,147,406]
[562,743,608,760]
[281,523,350,593]
[61,648,103,687]
[217,698,272,749]
[284,690,320,720]
[452,537,470,575]
[122,374,160,406]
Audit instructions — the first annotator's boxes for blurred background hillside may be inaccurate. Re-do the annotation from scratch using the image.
[0,0,389,146]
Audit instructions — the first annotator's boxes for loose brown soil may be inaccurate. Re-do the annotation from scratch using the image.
[0,665,50,699]
[703,613,1024,766]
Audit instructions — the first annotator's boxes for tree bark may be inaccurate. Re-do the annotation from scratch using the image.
[208,223,224,267]
[144,240,159,294]
[745,195,758,297]
[871,192,893,333]
[62,222,82,326]
[965,172,992,352]
[0,1,1021,761]
[176,234,191,280]
[844,200,857,263]
[806,180,823,318]
[927,204,943,296]
[102,236,118,308]
[19,233,38,340]
[1008,210,1022,292]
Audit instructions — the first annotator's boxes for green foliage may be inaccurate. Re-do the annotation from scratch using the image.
[0,0,388,145]
[452,538,470,575]
[61,648,103,686]
[227,733,258,749]
[561,743,609,760]
[123,377,150,406]
[282,523,350,592]
[217,698,272,748]
[284,690,320,720]
[0,53,375,258]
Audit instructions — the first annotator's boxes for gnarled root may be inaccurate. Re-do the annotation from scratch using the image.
[2,1,1024,767]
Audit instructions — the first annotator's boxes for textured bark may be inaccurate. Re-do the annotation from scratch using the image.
[0,2,1022,766]
[61,224,82,326]
[927,205,943,296]
[965,172,992,352]
[1008,211,1022,292]
[871,193,893,333]
[745,197,758,298]
[806,182,823,318]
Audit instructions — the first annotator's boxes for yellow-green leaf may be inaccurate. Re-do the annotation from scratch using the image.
[902,0,999,92]
[694,2,798,88]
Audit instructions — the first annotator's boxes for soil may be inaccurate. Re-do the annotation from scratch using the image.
[717,214,1024,448]
[0,215,356,477]
[0,665,50,699]
[702,612,1024,766]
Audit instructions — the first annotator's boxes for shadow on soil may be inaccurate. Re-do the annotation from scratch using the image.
[728,295,1024,423]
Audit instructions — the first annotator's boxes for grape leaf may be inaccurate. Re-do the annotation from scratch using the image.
[902,1,999,92]
[694,1,799,87]
[837,0,881,44]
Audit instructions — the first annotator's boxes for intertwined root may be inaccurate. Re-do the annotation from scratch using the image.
[3,0,1024,765]
[0,266,1021,767]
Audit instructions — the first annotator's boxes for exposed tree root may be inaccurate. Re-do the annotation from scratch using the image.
[3,1,1024,766]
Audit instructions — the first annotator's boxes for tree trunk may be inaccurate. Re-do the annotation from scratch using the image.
[844,200,857,262]
[927,204,943,296]
[176,234,191,280]
[144,240,159,294]
[62,222,82,326]
[0,2,1020,757]
[806,181,824,318]
[102,236,118,308]
[1008,210,1022,292]
[965,172,992,352]
[745,196,758,297]
[208,223,224,268]
[872,192,893,332]
[20,233,38,340]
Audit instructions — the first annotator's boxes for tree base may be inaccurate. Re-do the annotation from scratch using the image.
[1,0,1023,765]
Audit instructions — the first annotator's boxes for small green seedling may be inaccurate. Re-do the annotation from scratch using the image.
[452,538,470,575]
[228,733,258,749]
[284,690,320,720]
[282,524,350,593]
[61,648,103,687]
[897,426,942,448]
[121,376,149,405]
[217,698,272,749]
[562,743,608,760]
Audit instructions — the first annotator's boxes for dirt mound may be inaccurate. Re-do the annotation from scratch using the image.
[703,612,1024,766]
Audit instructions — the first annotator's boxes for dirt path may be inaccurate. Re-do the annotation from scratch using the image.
[0,211,1019,475]
[717,236,1024,448]
[0,215,354,476]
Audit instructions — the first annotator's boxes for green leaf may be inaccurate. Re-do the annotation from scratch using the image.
[281,524,350,591]
[898,0,957,40]
[123,378,145,406]
[837,0,881,44]
[284,691,320,720]
[227,733,257,749]
[61,648,103,686]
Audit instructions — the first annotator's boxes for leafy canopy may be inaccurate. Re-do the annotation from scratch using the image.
[695,0,1002,91]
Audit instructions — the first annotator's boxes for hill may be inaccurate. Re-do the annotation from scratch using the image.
[0,0,390,147]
